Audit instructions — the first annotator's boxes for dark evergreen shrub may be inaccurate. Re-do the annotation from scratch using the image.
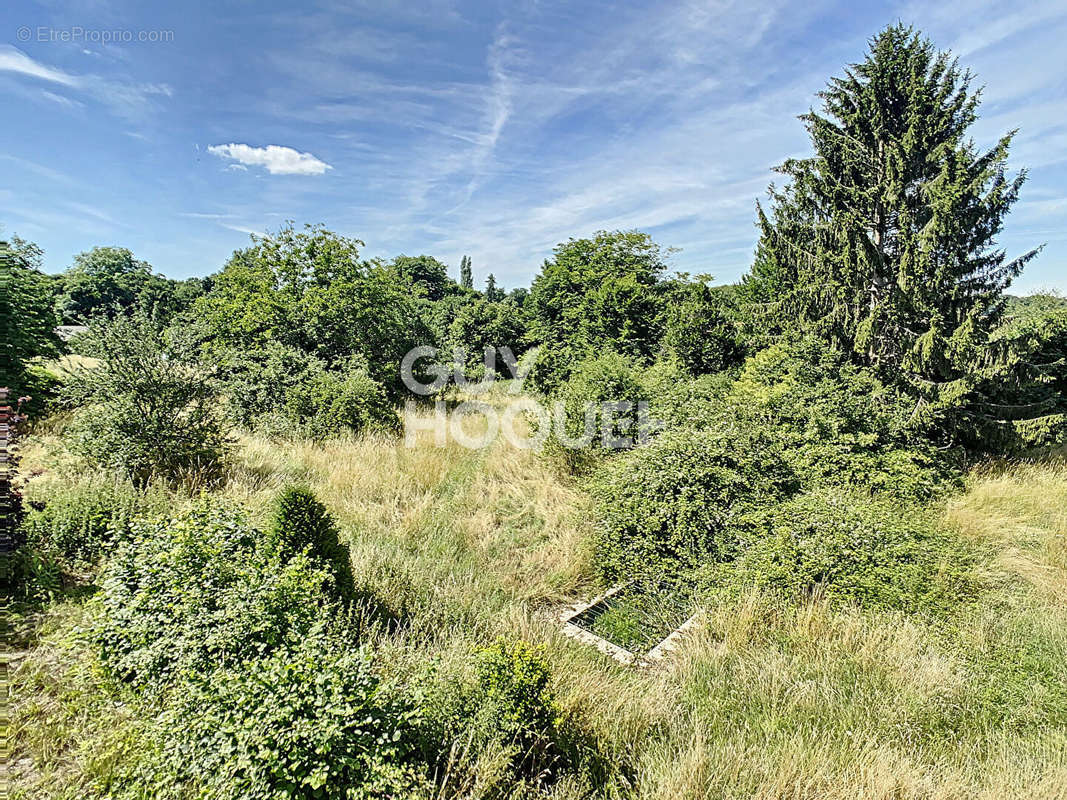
[268,485,353,599]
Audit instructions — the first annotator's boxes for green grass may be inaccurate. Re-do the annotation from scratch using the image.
[9,414,1067,799]
[579,582,693,654]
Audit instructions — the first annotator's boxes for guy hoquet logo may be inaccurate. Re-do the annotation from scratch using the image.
[399,346,662,450]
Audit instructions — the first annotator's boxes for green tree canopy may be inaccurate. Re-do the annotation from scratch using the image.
[662,278,744,375]
[448,296,527,374]
[196,223,430,397]
[0,237,61,396]
[526,230,667,391]
[459,255,473,290]
[55,246,176,322]
[485,273,504,302]
[389,254,454,301]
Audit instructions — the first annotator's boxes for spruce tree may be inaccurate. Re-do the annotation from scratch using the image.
[459,255,473,290]
[748,24,1040,432]
[485,272,500,301]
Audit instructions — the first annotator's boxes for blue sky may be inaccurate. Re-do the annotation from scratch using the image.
[1,0,1065,292]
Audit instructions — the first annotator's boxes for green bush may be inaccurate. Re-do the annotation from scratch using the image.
[542,351,654,474]
[727,338,956,501]
[282,366,399,441]
[268,485,353,599]
[148,629,425,800]
[593,421,797,580]
[92,505,335,691]
[645,370,734,432]
[215,341,326,428]
[414,638,565,791]
[661,282,745,375]
[727,490,977,613]
[475,638,560,748]
[22,477,167,566]
[64,313,229,485]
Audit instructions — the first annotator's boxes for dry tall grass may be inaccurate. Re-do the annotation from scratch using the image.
[12,411,1067,799]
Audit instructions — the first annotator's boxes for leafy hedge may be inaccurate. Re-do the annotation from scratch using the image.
[592,422,797,580]
[722,490,979,613]
[413,637,571,793]
[92,505,336,691]
[148,629,426,800]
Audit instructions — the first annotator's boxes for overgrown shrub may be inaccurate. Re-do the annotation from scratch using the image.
[414,638,566,793]
[281,366,399,441]
[92,505,335,691]
[727,338,956,501]
[542,351,654,474]
[22,477,167,566]
[64,313,229,485]
[148,628,425,800]
[268,485,353,598]
[215,341,326,428]
[720,490,977,613]
[593,421,797,580]
[475,638,561,749]
[661,282,745,375]
[644,367,733,432]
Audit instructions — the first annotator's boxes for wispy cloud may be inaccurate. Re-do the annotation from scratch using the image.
[220,222,266,236]
[207,143,333,175]
[0,45,171,117]
[0,46,81,86]
[41,90,83,108]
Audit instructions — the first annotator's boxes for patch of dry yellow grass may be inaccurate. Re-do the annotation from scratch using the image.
[947,460,1067,601]
[14,415,1067,800]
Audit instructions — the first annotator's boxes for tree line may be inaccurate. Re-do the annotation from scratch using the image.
[4,23,1066,474]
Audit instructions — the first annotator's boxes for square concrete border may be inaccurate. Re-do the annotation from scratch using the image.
[559,583,701,668]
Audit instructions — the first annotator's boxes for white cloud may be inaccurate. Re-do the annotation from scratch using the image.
[207,143,333,175]
[0,45,82,86]
[220,222,266,236]
[41,90,83,108]
[0,45,171,118]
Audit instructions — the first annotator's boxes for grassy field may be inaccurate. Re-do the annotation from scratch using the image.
[10,408,1067,799]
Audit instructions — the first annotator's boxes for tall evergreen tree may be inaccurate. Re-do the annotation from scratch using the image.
[459,255,473,290]
[747,24,1040,433]
[485,272,503,302]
